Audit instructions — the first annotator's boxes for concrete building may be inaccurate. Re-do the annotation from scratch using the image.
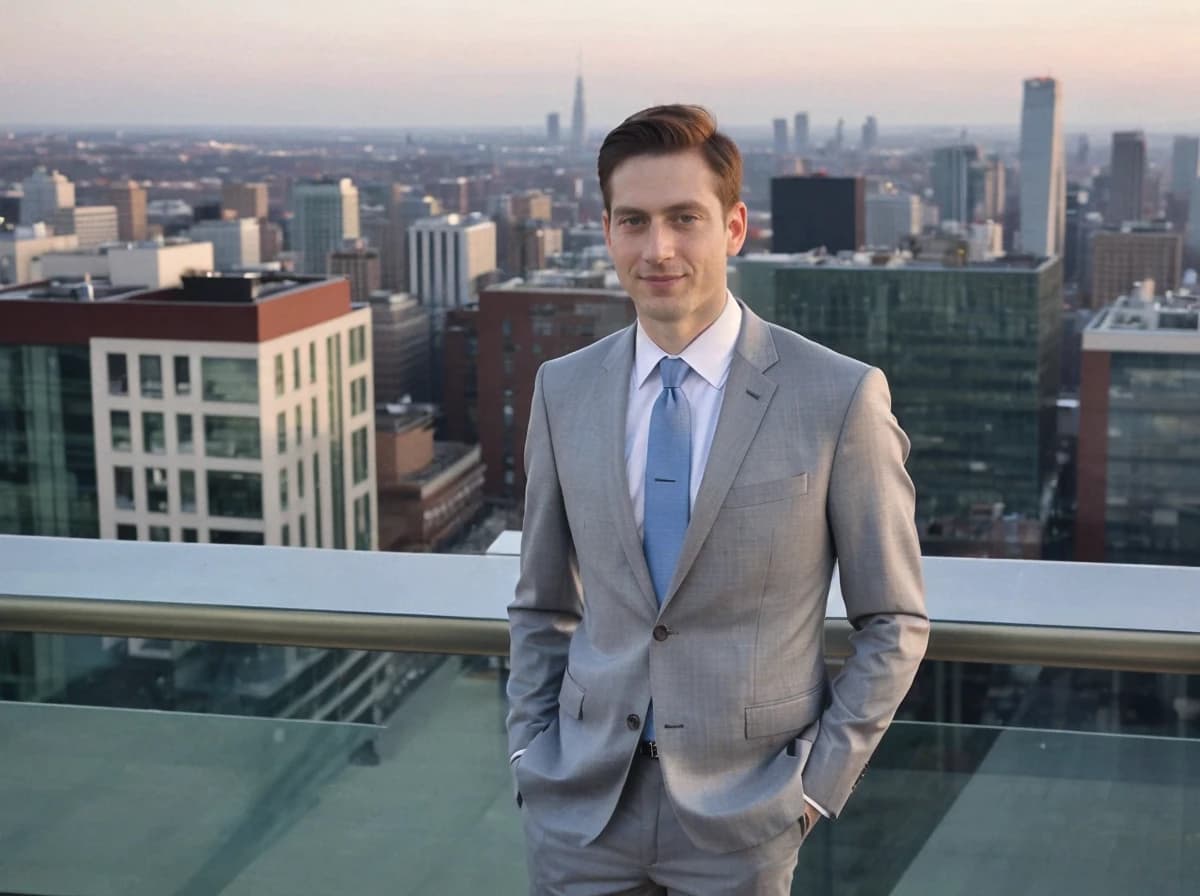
[1077,285,1200,566]
[0,228,79,284]
[52,206,120,249]
[407,213,497,326]
[36,241,215,289]
[443,285,634,501]
[383,190,440,291]
[793,112,809,154]
[773,118,789,156]
[329,241,382,302]
[291,179,360,275]
[1018,77,1066,258]
[109,181,148,242]
[0,272,375,550]
[222,182,269,221]
[770,176,865,253]
[370,292,431,405]
[20,168,75,226]
[188,219,261,271]
[1089,225,1182,309]
[1170,137,1199,202]
[932,145,979,226]
[1108,131,1147,225]
[506,219,563,277]
[736,251,1062,556]
[866,190,921,249]
[511,191,552,222]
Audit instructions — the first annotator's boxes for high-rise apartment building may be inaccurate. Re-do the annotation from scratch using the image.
[329,241,382,302]
[221,182,269,221]
[1089,225,1182,309]
[20,168,75,226]
[0,272,376,550]
[109,181,147,242]
[736,252,1062,555]
[1077,286,1200,566]
[773,118,789,156]
[407,213,497,325]
[932,145,979,226]
[1108,131,1147,225]
[51,206,119,249]
[770,176,865,253]
[793,113,809,154]
[1018,77,1065,258]
[188,219,261,270]
[866,190,921,248]
[291,178,360,275]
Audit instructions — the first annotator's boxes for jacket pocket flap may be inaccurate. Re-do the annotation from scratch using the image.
[745,684,824,738]
[724,473,809,509]
[558,669,585,719]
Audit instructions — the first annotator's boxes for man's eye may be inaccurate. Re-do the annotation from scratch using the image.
[677,214,699,224]
[620,216,644,226]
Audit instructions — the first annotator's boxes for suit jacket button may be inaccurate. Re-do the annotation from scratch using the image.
[653,624,669,642]
[626,714,641,730]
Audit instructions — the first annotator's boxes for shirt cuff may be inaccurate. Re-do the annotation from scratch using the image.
[804,795,830,818]
[509,749,525,765]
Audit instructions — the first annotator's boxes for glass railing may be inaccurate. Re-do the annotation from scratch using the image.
[1,534,1198,894]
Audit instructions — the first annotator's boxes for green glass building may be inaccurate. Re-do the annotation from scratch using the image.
[736,254,1062,550]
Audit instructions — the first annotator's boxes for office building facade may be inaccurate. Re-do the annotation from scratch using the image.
[793,113,809,154]
[291,179,360,275]
[770,176,865,254]
[1108,131,1147,225]
[188,219,261,271]
[407,213,497,325]
[1018,77,1065,258]
[222,182,269,221]
[52,206,119,249]
[1089,227,1182,309]
[109,181,148,243]
[329,243,382,302]
[866,191,921,249]
[773,118,789,156]
[20,168,75,226]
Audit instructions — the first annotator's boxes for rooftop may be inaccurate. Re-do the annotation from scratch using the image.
[737,250,1052,273]
[1084,285,1200,351]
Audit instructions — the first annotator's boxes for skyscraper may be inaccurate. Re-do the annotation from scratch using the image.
[20,168,75,226]
[861,116,878,152]
[407,213,497,323]
[793,113,809,154]
[1108,131,1147,225]
[770,176,865,253]
[291,179,360,276]
[1018,77,1066,258]
[1169,136,1199,231]
[188,219,261,270]
[109,181,147,242]
[772,118,789,156]
[570,73,586,153]
[547,112,561,145]
[222,182,269,220]
[931,145,979,226]
[329,240,382,302]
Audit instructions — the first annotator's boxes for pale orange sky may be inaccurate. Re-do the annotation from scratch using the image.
[4,0,1198,130]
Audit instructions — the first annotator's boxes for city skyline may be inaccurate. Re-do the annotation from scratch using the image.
[6,1,1198,131]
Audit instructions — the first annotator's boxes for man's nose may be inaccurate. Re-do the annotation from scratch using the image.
[642,221,674,263]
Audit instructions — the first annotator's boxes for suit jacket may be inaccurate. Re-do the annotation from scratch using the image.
[506,300,929,855]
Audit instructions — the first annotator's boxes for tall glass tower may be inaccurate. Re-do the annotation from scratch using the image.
[570,73,586,153]
[1018,77,1065,258]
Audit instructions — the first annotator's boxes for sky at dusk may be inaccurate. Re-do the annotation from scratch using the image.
[5,0,1198,132]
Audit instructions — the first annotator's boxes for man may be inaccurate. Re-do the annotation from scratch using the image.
[507,104,928,895]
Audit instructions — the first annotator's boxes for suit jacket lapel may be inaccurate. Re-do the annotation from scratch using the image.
[598,326,659,610]
[660,305,779,613]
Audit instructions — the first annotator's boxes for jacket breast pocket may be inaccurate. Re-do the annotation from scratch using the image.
[723,473,809,509]
[744,683,824,739]
[558,668,585,720]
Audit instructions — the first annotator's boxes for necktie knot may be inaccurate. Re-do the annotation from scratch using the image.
[659,357,689,390]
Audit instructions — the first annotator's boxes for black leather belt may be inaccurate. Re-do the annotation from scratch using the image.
[637,740,660,759]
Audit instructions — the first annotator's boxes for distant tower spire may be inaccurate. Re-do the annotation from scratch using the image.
[571,58,586,153]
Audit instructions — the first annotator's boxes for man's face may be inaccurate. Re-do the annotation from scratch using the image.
[603,149,747,332]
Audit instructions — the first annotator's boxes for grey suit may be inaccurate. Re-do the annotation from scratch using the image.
[507,301,929,858]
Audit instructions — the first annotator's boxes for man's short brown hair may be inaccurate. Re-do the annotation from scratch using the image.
[598,105,743,213]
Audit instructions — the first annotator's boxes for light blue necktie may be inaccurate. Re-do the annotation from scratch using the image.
[642,357,691,741]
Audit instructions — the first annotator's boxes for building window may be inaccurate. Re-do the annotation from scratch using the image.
[351,426,369,484]
[116,523,137,541]
[145,468,169,513]
[206,471,263,519]
[114,467,134,509]
[139,355,163,398]
[313,451,322,548]
[149,525,170,542]
[202,357,258,403]
[295,405,303,446]
[177,414,194,454]
[209,529,264,546]
[204,415,260,459]
[110,411,131,451]
[311,397,318,436]
[349,325,367,364]
[107,353,129,396]
[182,528,199,543]
[277,411,287,454]
[354,494,372,550]
[280,468,289,510]
[281,523,291,546]
[350,376,368,416]
[297,459,305,499]
[309,341,317,384]
[143,412,166,454]
[299,514,307,547]
[174,356,191,396]
[180,469,196,513]
[293,347,301,390]
[274,353,285,397]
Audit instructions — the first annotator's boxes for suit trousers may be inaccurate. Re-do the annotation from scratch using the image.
[520,754,809,896]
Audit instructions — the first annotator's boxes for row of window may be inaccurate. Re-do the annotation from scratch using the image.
[114,467,262,519]
[112,411,258,458]
[116,524,263,545]
[108,354,259,403]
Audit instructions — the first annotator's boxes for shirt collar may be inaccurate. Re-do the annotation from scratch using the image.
[634,291,742,390]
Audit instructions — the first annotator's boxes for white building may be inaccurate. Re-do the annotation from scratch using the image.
[84,274,376,549]
[52,206,119,248]
[20,168,75,226]
[292,179,360,276]
[1018,77,1066,258]
[188,219,261,270]
[37,241,215,289]
[407,213,497,327]
[866,191,921,249]
[0,227,79,284]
